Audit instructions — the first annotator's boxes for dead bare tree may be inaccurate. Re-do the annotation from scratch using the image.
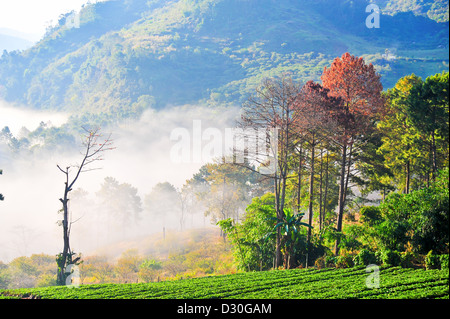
[236,75,303,268]
[56,127,113,285]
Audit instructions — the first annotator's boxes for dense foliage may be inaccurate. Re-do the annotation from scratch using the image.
[380,0,449,22]
[217,194,277,271]
[343,169,449,254]
[219,67,449,271]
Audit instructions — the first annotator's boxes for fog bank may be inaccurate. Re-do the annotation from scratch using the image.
[0,103,241,262]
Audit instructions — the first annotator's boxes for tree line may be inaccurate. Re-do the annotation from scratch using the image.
[218,52,449,270]
[40,52,450,283]
[50,144,271,285]
[3,52,447,285]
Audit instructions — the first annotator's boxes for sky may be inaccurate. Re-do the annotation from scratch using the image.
[0,0,105,41]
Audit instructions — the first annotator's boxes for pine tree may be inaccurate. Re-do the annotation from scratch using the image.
[321,52,384,255]
[406,71,449,181]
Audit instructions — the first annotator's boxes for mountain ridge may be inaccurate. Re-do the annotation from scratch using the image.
[0,0,448,123]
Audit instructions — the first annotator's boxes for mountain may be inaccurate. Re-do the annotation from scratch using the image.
[380,0,449,22]
[0,28,35,52]
[0,0,448,123]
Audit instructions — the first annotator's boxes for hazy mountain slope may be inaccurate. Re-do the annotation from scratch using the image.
[0,0,448,121]
[0,33,33,52]
[380,0,449,22]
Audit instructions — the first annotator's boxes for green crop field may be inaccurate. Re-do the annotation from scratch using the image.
[0,266,448,299]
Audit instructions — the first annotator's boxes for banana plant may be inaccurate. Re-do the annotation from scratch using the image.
[265,208,312,268]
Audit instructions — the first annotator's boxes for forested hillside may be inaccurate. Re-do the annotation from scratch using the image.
[0,0,448,297]
[380,0,449,22]
[0,0,448,123]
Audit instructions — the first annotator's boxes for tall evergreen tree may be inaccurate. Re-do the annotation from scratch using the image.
[321,52,384,255]
[406,71,449,181]
[377,74,430,193]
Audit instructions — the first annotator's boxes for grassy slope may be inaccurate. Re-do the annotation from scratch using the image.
[1,266,448,299]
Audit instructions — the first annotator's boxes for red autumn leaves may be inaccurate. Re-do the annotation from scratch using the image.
[240,52,384,260]
[293,52,384,255]
[294,52,384,146]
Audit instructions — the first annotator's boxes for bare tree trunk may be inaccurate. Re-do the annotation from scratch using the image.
[57,187,70,285]
[431,131,437,181]
[335,141,354,256]
[343,143,353,205]
[319,149,323,232]
[297,146,303,214]
[335,143,347,256]
[56,127,113,285]
[274,174,282,268]
[405,160,410,194]
[427,142,432,187]
[278,173,289,268]
[306,135,315,267]
[236,75,301,269]
[323,151,329,230]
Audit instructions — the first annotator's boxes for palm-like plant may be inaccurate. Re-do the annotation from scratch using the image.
[266,208,312,268]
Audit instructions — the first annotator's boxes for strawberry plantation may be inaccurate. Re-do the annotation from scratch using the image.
[1,266,447,299]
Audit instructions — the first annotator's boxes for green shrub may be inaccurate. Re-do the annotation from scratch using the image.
[373,219,410,251]
[35,274,57,288]
[353,249,377,266]
[439,254,449,270]
[335,254,354,268]
[359,206,382,226]
[372,169,449,254]
[306,243,329,268]
[314,255,337,268]
[325,256,337,268]
[425,250,441,270]
[379,249,402,266]
[400,251,415,268]
[314,256,326,269]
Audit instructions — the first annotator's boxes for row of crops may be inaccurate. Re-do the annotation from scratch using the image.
[0,266,448,299]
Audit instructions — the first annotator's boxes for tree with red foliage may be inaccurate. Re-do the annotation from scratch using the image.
[321,52,384,255]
